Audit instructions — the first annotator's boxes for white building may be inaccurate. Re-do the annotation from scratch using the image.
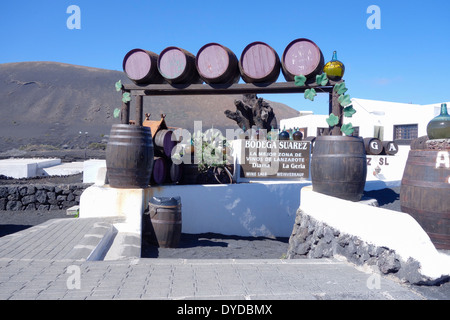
[280,98,448,144]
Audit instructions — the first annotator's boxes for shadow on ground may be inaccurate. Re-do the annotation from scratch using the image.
[141,233,289,259]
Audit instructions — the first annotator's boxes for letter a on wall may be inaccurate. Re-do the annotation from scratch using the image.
[67,5,81,30]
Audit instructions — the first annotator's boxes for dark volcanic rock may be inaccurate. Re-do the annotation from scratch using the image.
[0,61,299,152]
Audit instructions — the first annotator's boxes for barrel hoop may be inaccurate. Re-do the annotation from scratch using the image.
[107,143,153,148]
[400,205,450,218]
[150,219,182,225]
[150,204,182,209]
[406,158,450,166]
[401,179,450,188]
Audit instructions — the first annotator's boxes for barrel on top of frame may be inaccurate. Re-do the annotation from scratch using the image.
[123,48,164,84]
[158,46,201,84]
[281,38,324,81]
[239,41,280,83]
[196,43,240,85]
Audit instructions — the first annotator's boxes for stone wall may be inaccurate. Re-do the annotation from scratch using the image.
[287,208,445,285]
[0,183,91,211]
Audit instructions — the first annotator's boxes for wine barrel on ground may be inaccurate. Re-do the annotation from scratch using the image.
[196,43,240,84]
[281,38,324,81]
[106,124,154,188]
[239,42,280,83]
[146,196,182,248]
[158,47,201,84]
[123,49,163,84]
[400,150,450,249]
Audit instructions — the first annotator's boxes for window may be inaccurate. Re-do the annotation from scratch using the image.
[394,124,418,141]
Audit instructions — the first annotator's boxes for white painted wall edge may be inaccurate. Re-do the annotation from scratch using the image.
[299,186,450,280]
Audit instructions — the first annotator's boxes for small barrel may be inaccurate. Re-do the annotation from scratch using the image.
[169,162,183,183]
[381,141,399,155]
[363,137,383,155]
[400,150,450,249]
[122,49,164,84]
[106,124,154,188]
[196,43,240,84]
[147,197,182,248]
[158,47,201,84]
[151,157,168,185]
[311,136,367,202]
[154,129,178,157]
[281,38,324,81]
[239,42,280,83]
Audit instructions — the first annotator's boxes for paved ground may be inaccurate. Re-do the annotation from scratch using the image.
[0,213,449,301]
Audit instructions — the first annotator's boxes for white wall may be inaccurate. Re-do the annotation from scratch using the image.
[280,98,448,141]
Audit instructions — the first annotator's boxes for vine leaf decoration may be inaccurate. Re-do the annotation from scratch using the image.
[113,108,121,119]
[326,113,339,127]
[122,92,131,103]
[304,88,317,101]
[341,122,355,136]
[338,94,351,107]
[315,73,328,86]
[333,82,348,95]
[343,105,356,117]
[115,80,122,92]
[294,75,307,87]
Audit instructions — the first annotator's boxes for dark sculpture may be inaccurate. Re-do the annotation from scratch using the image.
[225,94,278,131]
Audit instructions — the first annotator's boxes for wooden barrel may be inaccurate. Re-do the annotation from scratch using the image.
[400,150,450,249]
[239,42,280,83]
[196,43,240,84]
[147,197,182,248]
[151,157,168,185]
[381,141,399,155]
[410,135,429,150]
[122,49,164,84]
[106,124,154,188]
[281,38,324,81]
[157,47,201,84]
[311,136,367,201]
[154,129,178,157]
[363,137,383,155]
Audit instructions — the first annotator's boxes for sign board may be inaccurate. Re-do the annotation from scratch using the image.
[239,139,311,179]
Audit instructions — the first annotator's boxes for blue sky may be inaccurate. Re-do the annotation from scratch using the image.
[1,0,449,115]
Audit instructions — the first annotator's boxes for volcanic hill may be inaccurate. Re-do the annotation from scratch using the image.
[0,61,299,157]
